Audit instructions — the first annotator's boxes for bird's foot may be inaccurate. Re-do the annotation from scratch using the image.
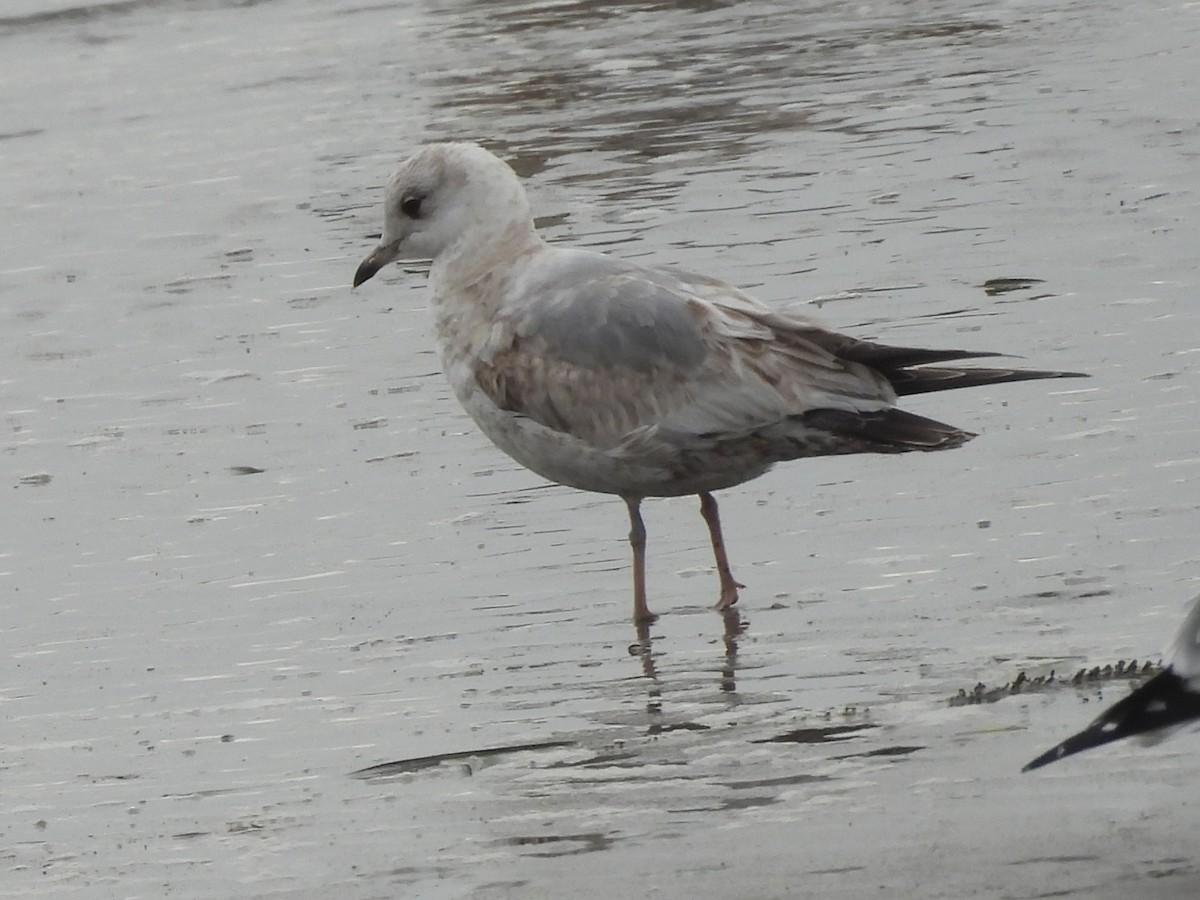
[714,580,744,610]
[633,604,658,625]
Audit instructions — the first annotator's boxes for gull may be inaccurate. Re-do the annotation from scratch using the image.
[1024,594,1200,771]
[353,142,1085,622]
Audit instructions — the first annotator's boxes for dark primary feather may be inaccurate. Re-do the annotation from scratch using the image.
[800,330,1006,371]
[823,348,1085,451]
[787,326,1088,397]
[887,363,1086,397]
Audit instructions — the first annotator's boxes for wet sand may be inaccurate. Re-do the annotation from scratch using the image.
[3,0,1199,897]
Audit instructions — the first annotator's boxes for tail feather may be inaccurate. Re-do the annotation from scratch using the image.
[800,407,975,452]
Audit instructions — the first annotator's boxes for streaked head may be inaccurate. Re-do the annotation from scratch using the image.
[353,142,532,287]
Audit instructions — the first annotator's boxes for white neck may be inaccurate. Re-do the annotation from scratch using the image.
[429,216,542,301]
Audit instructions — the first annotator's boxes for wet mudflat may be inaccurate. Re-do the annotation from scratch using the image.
[2,0,1199,897]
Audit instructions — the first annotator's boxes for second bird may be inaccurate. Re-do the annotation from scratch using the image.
[353,143,1085,622]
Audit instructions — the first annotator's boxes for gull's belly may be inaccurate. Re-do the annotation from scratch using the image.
[446,366,771,498]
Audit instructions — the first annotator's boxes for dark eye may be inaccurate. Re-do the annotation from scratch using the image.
[400,193,424,219]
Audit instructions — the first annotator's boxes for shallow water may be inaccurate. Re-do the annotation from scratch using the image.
[2,0,1200,897]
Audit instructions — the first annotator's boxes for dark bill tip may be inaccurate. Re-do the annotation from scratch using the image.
[353,241,400,288]
[353,256,382,288]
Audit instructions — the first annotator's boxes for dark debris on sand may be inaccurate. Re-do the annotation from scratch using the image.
[948,659,1162,707]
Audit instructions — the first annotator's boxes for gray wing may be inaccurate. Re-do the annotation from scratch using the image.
[474,250,897,449]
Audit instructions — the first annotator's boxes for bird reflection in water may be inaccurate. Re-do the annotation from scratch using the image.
[628,606,748,726]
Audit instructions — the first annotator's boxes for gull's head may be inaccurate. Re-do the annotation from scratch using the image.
[353,142,532,287]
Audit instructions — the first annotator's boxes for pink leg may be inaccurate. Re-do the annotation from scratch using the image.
[624,496,655,622]
[699,491,743,609]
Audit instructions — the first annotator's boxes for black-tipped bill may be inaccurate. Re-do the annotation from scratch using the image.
[1023,667,1200,771]
[353,241,399,288]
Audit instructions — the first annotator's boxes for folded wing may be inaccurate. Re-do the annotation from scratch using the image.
[474,252,1084,457]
